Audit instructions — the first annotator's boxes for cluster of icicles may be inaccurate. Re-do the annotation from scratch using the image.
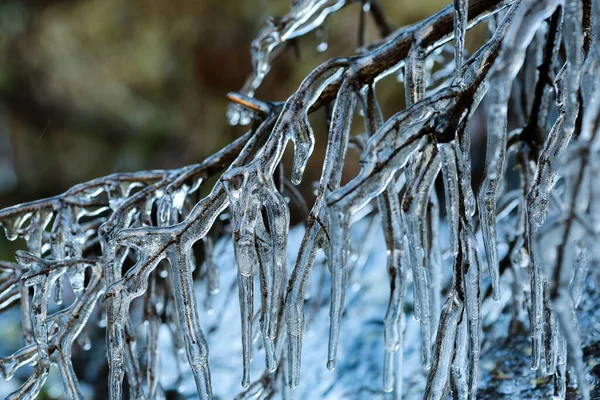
[0,0,599,398]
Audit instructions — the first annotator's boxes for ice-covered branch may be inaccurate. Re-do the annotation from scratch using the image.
[1,0,599,398]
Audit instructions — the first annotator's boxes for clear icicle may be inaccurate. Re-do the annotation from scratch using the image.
[284,77,354,388]
[262,185,290,372]
[222,171,258,387]
[424,294,463,400]
[479,0,560,303]
[226,67,346,381]
[554,298,590,400]
[456,108,477,219]
[461,221,481,400]
[285,220,324,388]
[378,184,407,392]
[543,281,558,375]
[255,222,277,372]
[203,236,220,312]
[428,190,443,336]
[440,143,460,256]
[569,244,588,309]
[324,164,354,374]
[166,245,212,399]
[144,276,161,399]
[478,78,510,304]
[450,315,468,400]
[18,255,55,384]
[402,143,440,369]
[359,83,408,395]
[528,67,581,228]
[314,81,357,371]
[105,292,127,399]
[325,82,491,376]
[326,207,351,371]
[223,173,289,378]
[526,218,544,370]
[554,332,567,399]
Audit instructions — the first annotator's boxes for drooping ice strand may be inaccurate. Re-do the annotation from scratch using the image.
[0,0,598,398]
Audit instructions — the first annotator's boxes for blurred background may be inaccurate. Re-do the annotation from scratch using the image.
[0,0,454,211]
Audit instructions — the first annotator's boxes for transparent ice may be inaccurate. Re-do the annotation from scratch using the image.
[1,0,599,399]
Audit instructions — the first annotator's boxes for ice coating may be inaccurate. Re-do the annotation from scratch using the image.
[0,0,599,399]
[478,0,560,304]
[227,0,349,126]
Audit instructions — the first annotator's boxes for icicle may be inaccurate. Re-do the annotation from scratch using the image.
[378,183,407,392]
[284,78,355,380]
[101,116,272,398]
[223,72,346,354]
[402,143,440,369]
[456,114,476,219]
[18,253,56,379]
[450,315,468,400]
[543,281,558,375]
[262,186,290,372]
[203,236,220,312]
[222,171,258,387]
[569,244,588,309]
[105,290,128,399]
[14,212,49,345]
[255,223,278,372]
[4,257,103,400]
[461,221,481,400]
[528,66,578,226]
[324,85,479,377]
[526,221,544,370]
[54,277,64,305]
[222,130,290,379]
[144,277,161,399]
[358,83,409,394]
[554,332,567,399]
[554,298,589,400]
[102,224,147,399]
[428,191,443,334]
[480,0,560,303]
[285,220,324,388]
[166,245,212,399]
[424,294,463,400]
[19,284,33,345]
[325,203,351,372]
[440,143,460,255]
[478,78,510,303]
[57,262,104,399]
[528,0,583,237]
